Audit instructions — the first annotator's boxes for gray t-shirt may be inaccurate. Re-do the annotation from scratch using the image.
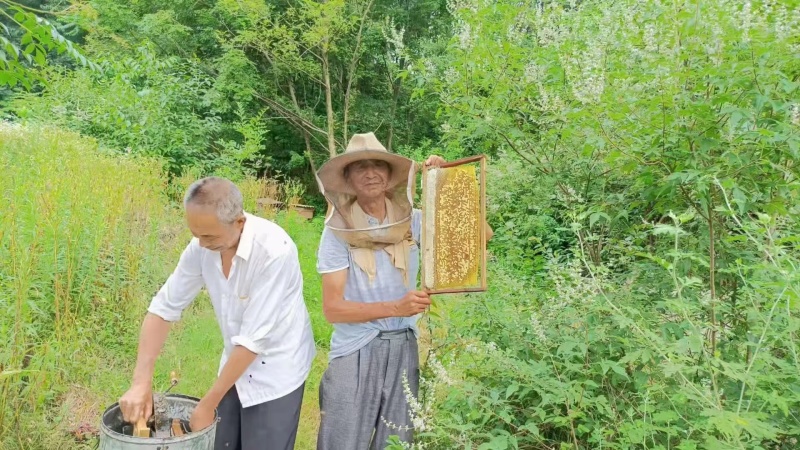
[317,209,422,360]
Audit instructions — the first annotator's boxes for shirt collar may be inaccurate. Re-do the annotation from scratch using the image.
[235,212,255,261]
[366,214,388,226]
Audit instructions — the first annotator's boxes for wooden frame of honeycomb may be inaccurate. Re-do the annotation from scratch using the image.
[421,155,487,294]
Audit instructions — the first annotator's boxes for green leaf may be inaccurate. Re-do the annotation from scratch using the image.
[0,70,13,86]
[618,350,642,364]
[652,224,686,236]
[3,39,19,58]
[34,49,46,66]
[589,211,610,228]
[651,410,679,424]
[600,360,629,379]
[0,369,38,380]
[732,187,747,214]
[478,434,509,450]
[505,382,519,399]
[521,422,540,437]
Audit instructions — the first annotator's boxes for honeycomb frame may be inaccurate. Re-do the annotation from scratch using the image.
[421,155,487,294]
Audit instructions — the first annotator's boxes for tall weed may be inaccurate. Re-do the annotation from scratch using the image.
[0,124,176,446]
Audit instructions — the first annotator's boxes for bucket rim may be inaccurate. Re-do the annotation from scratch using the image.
[100,393,218,443]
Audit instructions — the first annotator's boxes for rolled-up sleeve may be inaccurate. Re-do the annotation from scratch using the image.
[147,239,204,322]
[231,246,300,354]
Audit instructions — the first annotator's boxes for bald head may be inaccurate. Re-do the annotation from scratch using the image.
[183,177,244,224]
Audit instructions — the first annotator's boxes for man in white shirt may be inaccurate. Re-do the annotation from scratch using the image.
[119,176,316,450]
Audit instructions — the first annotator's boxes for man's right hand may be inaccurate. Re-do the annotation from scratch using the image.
[392,291,432,317]
[119,383,153,424]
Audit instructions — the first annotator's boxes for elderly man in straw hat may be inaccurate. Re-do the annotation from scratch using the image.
[315,133,493,449]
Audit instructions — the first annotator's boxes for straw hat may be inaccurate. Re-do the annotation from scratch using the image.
[315,132,416,247]
[316,132,415,196]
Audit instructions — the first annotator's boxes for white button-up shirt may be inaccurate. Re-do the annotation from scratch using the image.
[148,213,316,407]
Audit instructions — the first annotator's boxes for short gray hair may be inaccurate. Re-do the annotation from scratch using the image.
[183,177,244,224]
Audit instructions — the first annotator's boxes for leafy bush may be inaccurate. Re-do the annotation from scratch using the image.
[397,0,800,448]
[11,44,222,176]
[403,206,800,449]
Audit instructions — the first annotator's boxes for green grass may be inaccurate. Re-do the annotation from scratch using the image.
[0,124,332,449]
[0,125,177,449]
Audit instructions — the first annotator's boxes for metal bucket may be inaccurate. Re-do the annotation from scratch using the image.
[99,394,217,450]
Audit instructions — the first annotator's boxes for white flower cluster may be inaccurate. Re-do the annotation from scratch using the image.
[556,184,585,205]
[730,0,799,48]
[562,44,606,105]
[704,25,724,67]
[533,4,567,47]
[506,11,530,43]
[771,3,792,40]
[523,60,565,113]
[0,120,22,131]
[791,104,800,127]
[530,312,547,342]
[792,8,800,52]
[380,354,456,446]
[382,17,407,64]
[548,257,606,311]
[427,352,454,386]
[414,57,437,81]
[464,342,480,354]
[443,67,459,86]
[537,87,566,114]
[456,22,475,50]
[446,0,477,15]
[643,23,658,55]
[382,371,429,437]
[523,61,542,84]
[734,1,753,43]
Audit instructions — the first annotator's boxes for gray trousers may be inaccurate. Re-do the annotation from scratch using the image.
[214,383,305,450]
[317,329,420,450]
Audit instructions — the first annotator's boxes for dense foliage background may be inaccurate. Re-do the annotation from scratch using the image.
[2,0,799,448]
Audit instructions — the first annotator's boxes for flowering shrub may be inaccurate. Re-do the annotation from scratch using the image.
[394,0,800,448]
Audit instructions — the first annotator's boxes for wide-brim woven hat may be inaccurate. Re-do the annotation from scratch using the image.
[316,132,415,196]
[316,132,416,247]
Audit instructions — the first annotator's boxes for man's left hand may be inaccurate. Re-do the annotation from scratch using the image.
[424,155,446,168]
[189,397,216,432]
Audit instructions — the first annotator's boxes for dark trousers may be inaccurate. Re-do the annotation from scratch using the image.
[214,383,305,450]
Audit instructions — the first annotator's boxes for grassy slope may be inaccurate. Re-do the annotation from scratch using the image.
[0,126,331,449]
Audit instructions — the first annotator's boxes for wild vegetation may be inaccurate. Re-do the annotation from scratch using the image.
[2,0,799,449]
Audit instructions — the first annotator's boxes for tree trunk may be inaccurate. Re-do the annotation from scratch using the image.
[322,48,336,157]
[343,0,374,145]
[387,79,401,152]
[288,80,318,175]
